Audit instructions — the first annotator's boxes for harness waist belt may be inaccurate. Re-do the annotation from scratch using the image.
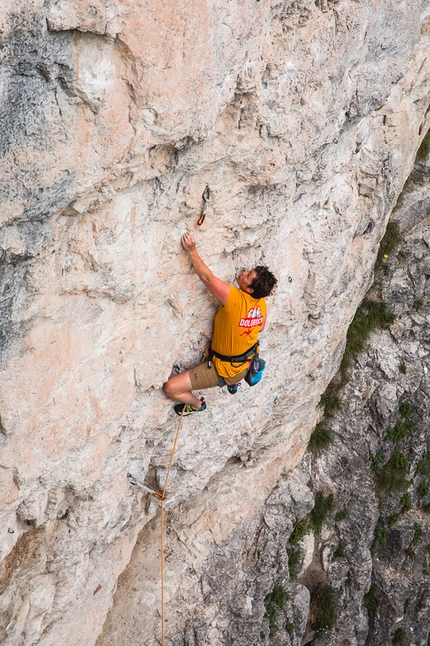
[210,343,257,364]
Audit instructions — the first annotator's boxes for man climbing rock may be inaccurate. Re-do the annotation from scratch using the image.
[163,232,277,415]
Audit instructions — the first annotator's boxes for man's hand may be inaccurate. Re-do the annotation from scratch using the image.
[181,232,230,304]
[181,232,196,252]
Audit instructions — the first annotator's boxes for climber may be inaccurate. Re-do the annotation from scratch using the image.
[163,232,277,416]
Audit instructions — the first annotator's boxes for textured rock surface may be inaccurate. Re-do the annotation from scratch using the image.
[98,157,430,646]
[298,201,430,646]
[1,1,430,644]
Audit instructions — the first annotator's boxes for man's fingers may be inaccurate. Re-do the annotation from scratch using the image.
[181,232,195,249]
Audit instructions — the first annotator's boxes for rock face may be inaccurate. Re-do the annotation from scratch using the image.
[97,157,430,646]
[1,1,430,645]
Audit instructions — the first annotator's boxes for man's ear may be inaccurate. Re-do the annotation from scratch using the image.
[245,286,254,294]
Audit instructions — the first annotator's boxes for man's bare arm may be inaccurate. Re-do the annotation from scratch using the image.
[181,232,230,304]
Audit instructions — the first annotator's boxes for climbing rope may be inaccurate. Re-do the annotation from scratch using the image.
[153,406,185,646]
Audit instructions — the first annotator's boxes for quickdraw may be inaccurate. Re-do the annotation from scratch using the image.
[197,185,210,225]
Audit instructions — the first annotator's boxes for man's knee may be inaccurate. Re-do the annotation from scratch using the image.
[163,371,193,399]
[163,379,173,397]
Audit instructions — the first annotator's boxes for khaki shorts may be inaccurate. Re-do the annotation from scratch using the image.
[189,360,249,390]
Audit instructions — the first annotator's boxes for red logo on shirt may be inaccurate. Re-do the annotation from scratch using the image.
[239,306,263,328]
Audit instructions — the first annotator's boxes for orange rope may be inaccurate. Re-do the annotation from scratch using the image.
[154,406,185,646]
[161,498,165,645]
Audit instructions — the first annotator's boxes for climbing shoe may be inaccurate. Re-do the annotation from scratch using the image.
[174,397,206,416]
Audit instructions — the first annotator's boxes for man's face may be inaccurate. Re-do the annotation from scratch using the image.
[236,269,258,294]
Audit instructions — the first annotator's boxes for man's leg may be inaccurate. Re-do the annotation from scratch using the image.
[163,371,202,408]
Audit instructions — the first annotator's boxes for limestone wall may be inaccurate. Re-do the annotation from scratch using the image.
[1,1,430,644]
[114,179,430,646]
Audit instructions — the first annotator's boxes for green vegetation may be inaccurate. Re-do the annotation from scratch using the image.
[289,493,336,553]
[371,451,384,474]
[307,422,333,455]
[416,128,430,161]
[385,406,415,440]
[393,449,409,469]
[310,585,337,633]
[373,521,389,548]
[264,585,289,637]
[403,598,410,613]
[309,493,335,533]
[335,509,348,522]
[333,543,346,558]
[392,627,406,645]
[340,299,396,374]
[285,620,294,635]
[375,450,409,493]
[399,401,414,418]
[412,522,423,546]
[399,364,407,374]
[417,452,430,477]
[375,222,403,272]
[380,261,390,276]
[371,396,418,540]
[363,584,377,620]
[417,480,429,498]
[413,299,424,311]
[289,517,311,545]
[383,402,415,442]
[318,383,342,417]
[388,512,400,526]
[405,547,415,560]
[385,420,411,442]
[287,547,301,580]
[400,493,412,513]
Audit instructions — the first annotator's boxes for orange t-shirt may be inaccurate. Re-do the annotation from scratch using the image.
[212,286,266,379]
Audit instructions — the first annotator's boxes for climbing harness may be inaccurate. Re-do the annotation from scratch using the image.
[208,342,258,369]
[208,343,266,388]
[197,185,210,225]
[153,405,185,646]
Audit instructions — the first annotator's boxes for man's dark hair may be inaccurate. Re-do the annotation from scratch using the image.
[250,265,277,299]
